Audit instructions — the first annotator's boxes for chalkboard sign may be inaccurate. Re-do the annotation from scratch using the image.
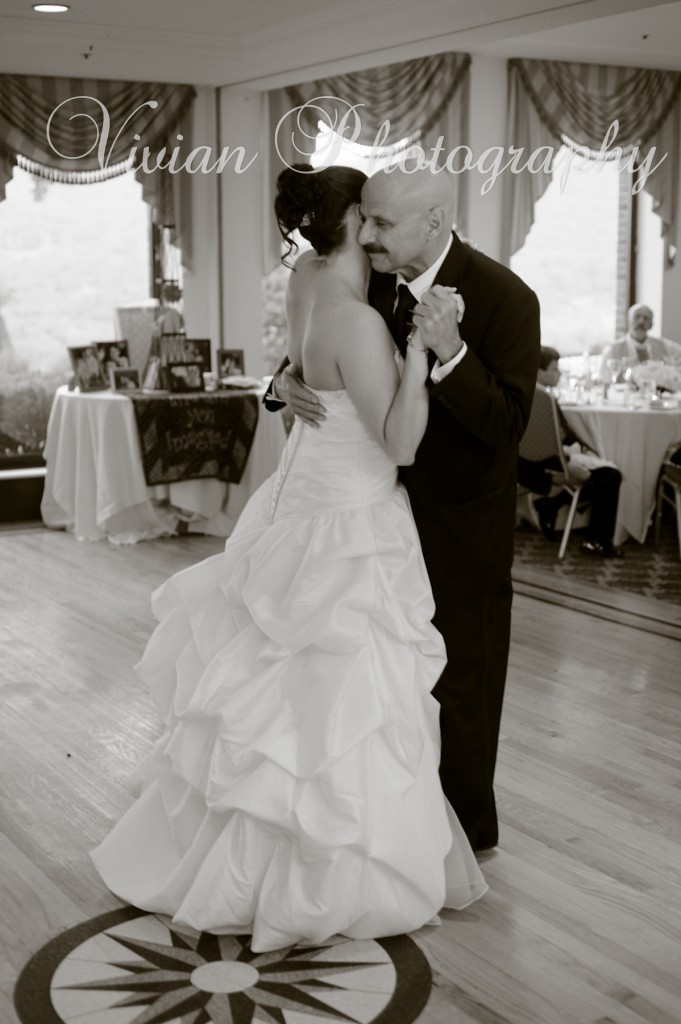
[128,390,260,485]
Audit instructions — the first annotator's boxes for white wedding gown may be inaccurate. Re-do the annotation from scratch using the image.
[91,388,487,952]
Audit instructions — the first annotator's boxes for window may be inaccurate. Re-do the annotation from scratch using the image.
[0,167,150,460]
[510,145,620,359]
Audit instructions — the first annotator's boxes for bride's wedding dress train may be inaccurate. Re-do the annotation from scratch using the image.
[91,389,486,952]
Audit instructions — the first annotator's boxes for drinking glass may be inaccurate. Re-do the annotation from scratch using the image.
[639,378,657,403]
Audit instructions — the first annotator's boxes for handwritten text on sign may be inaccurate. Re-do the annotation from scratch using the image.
[129,391,260,486]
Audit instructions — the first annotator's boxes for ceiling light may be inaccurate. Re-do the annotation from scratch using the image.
[33,4,71,12]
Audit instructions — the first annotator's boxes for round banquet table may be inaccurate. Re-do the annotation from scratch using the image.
[41,385,287,544]
[559,395,681,544]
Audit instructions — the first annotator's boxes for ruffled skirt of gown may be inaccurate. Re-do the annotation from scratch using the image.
[91,391,486,952]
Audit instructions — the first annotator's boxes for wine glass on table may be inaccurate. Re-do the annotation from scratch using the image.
[605,358,623,401]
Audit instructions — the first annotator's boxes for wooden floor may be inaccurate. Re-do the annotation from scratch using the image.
[1,527,680,1024]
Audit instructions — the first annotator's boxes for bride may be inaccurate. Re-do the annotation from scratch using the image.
[91,163,486,953]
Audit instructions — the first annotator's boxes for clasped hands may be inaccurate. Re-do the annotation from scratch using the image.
[409,285,465,362]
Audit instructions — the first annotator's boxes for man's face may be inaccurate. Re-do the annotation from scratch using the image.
[629,306,653,342]
[357,178,431,280]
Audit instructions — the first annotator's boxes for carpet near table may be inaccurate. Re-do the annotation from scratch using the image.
[512,515,681,608]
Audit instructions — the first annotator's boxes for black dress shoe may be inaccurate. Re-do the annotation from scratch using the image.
[580,539,624,559]
[533,497,558,542]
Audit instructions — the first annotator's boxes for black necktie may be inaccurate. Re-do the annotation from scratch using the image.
[392,283,417,355]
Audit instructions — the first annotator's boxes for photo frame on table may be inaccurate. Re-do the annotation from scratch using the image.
[95,340,131,375]
[167,361,205,393]
[183,338,212,374]
[68,345,108,392]
[110,366,140,391]
[217,348,245,378]
[155,334,212,388]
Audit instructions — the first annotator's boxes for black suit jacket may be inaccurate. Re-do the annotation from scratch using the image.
[266,232,540,598]
[369,233,540,599]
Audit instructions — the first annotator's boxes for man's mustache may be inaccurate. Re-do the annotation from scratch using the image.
[362,245,388,255]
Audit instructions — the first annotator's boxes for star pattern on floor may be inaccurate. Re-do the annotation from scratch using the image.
[14,907,433,1024]
[57,928,379,1023]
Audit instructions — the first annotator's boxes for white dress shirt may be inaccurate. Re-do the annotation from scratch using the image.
[395,235,467,383]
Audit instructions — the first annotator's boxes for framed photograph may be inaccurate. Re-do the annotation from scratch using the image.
[157,335,212,388]
[110,366,140,391]
[95,340,131,375]
[217,348,245,378]
[182,338,212,375]
[68,345,108,392]
[167,361,205,393]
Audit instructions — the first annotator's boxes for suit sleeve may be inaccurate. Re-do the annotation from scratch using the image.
[263,355,290,411]
[429,283,540,450]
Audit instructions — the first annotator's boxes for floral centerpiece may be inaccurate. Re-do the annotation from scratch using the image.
[630,359,681,393]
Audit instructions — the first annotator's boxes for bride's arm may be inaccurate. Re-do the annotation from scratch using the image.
[336,305,430,466]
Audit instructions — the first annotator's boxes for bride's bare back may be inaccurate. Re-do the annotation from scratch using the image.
[285,249,368,391]
[284,247,430,466]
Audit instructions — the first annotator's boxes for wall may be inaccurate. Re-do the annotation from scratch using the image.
[215,91,268,378]
[466,54,508,261]
[181,87,269,378]
[180,87,221,349]
[635,187,664,330]
[661,105,681,342]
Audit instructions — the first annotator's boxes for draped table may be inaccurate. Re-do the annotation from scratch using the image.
[559,394,681,544]
[41,385,287,544]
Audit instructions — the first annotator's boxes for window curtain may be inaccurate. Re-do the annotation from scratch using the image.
[264,53,471,272]
[0,75,196,267]
[502,58,681,261]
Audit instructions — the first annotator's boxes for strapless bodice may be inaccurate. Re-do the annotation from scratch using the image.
[268,389,398,521]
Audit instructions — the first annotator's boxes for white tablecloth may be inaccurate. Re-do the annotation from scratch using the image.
[41,386,287,544]
[560,399,681,544]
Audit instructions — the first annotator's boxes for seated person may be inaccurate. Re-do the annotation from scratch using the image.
[599,303,681,381]
[518,346,624,559]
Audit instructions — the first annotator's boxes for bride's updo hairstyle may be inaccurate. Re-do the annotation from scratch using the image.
[275,163,367,266]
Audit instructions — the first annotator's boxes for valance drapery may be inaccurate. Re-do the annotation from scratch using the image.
[503,58,681,259]
[0,75,196,266]
[284,52,471,153]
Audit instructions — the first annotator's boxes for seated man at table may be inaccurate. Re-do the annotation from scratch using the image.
[599,303,681,381]
[519,346,624,559]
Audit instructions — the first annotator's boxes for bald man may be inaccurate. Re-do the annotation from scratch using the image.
[268,166,540,852]
[599,303,681,380]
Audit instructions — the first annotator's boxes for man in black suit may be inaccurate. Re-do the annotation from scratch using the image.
[268,167,540,851]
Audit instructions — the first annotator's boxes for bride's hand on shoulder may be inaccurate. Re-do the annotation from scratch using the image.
[277,363,326,427]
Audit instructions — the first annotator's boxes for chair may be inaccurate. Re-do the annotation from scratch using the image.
[654,459,681,559]
[518,387,585,560]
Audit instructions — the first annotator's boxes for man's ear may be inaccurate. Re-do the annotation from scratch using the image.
[426,205,445,237]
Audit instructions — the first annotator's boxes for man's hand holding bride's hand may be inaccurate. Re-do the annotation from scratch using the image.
[411,286,465,363]
[273,363,326,427]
